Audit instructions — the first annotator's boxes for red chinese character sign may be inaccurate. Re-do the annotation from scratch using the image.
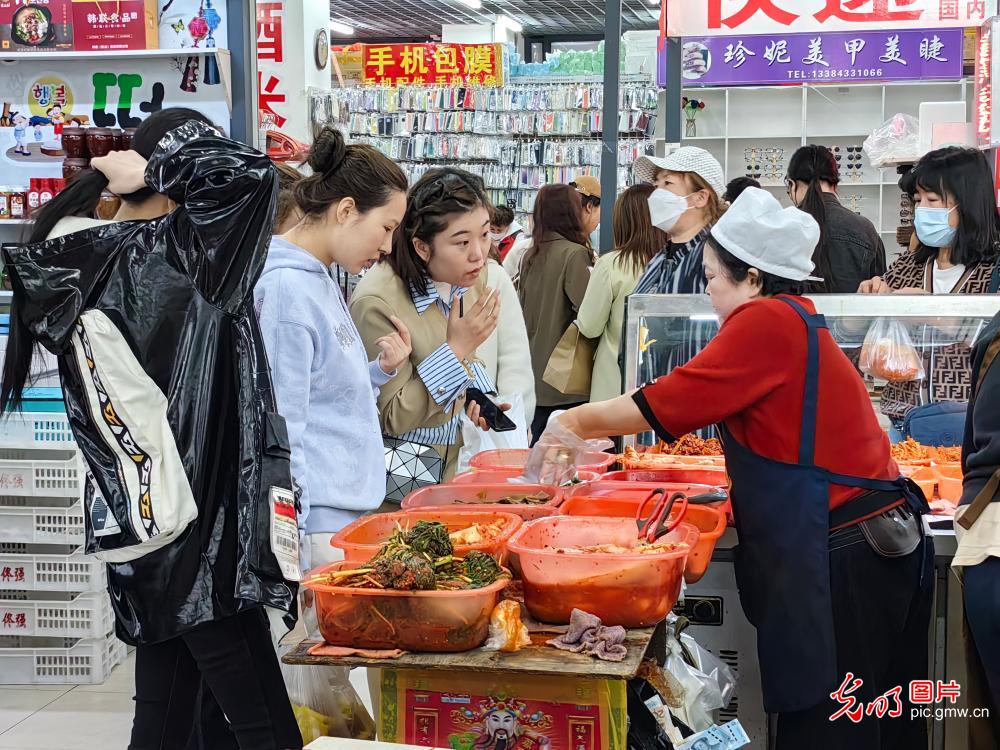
[361,43,505,87]
[71,1,157,51]
[976,17,999,148]
[668,0,997,36]
[255,0,288,133]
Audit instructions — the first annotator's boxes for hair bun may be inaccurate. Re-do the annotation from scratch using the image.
[308,126,347,175]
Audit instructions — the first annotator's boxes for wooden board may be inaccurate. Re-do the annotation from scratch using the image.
[283,625,662,681]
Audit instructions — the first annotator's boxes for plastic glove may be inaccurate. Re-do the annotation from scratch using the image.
[516,411,613,486]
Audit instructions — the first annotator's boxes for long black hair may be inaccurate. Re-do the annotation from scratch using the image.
[2,107,214,414]
[786,145,838,292]
[908,146,1000,267]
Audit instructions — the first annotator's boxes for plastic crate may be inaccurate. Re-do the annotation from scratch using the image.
[0,449,83,498]
[0,592,113,639]
[0,632,127,685]
[0,503,84,545]
[0,545,105,593]
[0,412,75,451]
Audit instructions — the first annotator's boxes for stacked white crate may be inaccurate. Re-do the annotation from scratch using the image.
[0,374,126,683]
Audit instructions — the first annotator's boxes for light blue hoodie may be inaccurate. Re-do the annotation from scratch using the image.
[254,237,391,536]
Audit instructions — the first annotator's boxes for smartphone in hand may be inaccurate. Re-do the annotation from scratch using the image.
[466,387,517,432]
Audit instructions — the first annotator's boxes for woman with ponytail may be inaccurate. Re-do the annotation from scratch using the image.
[785,144,886,293]
[2,108,302,749]
[255,126,409,576]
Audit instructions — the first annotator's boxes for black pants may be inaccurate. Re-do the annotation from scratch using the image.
[530,403,585,447]
[776,532,934,750]
[130,608,302,750]
[965,556,1000,715]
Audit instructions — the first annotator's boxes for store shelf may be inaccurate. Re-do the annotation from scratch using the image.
[0,48,219,62]
[0,220,30,226]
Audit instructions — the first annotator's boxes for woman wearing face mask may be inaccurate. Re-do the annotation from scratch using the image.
[577,184,667,403]
[516,183,594,443]
[785,145,886,293]
[859,147,1000,440]
[255,127,410,574]
[350,168,513,481]
[3,109,301,749]
[532,188,933,750]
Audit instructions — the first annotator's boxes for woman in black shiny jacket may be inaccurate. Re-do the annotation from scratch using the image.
[1,110,301,750]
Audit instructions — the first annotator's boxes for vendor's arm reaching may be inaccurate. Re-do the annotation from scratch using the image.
[558,393,651,441]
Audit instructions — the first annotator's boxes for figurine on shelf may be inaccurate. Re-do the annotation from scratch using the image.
[11,112,29,156]
[682,97,706,138]
[202,0,221,85]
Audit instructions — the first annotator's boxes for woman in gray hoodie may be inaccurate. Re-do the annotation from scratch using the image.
[254,127,410,576]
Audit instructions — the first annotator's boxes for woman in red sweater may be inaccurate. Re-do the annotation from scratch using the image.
[536,188,933,750]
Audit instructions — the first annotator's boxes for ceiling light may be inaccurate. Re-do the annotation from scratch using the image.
[329,21,354,35]
[497,15,523,32]
[648,0,659,5]
[455,0,482,9]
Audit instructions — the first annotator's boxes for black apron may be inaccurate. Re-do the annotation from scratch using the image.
[721,297,928,714]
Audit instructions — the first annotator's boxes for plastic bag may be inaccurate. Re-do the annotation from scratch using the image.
[860,318,925,382]
[269,605,376,743]
[457,393,529,474]
[863,113,920,167]
[483,599,531,653]
[659,618,736,733]
[516,410,613,486]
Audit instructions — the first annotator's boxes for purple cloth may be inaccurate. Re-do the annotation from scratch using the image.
[547,609,628,662]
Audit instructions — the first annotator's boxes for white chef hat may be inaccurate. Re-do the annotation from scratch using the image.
[710,187,823,282]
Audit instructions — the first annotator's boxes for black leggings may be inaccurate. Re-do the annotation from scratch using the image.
[130,608,302,750]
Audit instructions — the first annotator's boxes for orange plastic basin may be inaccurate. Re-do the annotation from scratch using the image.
[932,464,963,504]
[604,468,728,486]
[470,449,615,474]
[331,510,522,565]
[450,469,601,486]
[508,516,698,627]
[559,497,725,584]
[401,483,561,521]
[305,562,508,652]
[899,465,937,502]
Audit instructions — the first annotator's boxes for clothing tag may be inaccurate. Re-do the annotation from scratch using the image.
[269,486,302,582]
[85,473,120,538]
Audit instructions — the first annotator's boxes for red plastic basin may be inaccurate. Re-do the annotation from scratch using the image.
[331,510,522,565]
[508,516,698,627]
[470,449,616,474]
[568,480,732,525]
[604,468,727,486]
[559,496,726,584]
[401,483,561,521]
[450,469,602,486]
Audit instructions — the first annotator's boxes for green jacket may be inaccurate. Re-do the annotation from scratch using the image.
[517,233,593,408]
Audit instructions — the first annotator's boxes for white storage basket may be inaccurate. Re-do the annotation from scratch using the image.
[0,592,113,639]
[0,545,105,593]
[0,413,75,451]
[0,449,83,498]
[0,503,84,545]
[0,632,126,685]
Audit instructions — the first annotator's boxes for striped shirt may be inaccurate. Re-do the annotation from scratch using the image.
[395,276,496,447]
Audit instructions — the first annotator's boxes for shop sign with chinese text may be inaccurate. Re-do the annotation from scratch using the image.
[668,0,997,37]
[976,17,999,147]
[679,28,963,86]
[361,43,504,87]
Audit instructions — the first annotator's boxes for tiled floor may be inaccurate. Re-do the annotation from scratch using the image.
[0,654,375,750]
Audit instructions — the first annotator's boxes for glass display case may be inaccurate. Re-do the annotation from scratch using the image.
[623,293,1000,446]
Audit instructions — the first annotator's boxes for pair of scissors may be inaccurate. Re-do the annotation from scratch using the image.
[636,488,689,543]
[635,488,730,543]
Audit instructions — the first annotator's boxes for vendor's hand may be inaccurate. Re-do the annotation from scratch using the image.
[91,150,149,195]
[376,316,412,374]
[448,288,499,362]
[858,276,892,294]
[893,286,929,295]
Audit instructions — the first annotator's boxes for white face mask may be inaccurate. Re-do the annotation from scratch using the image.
[489,232,505,242]
[648,189,691,234]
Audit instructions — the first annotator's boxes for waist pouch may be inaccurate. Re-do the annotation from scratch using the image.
[829,492,923,558]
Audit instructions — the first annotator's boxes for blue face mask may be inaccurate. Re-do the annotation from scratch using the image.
[914,206,957,248]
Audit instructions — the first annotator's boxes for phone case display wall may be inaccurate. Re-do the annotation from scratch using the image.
[0,305,126,683]
[679,80,972,259]
[336,82,659,221]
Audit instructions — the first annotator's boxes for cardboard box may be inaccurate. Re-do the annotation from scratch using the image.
[72,0,157,51]
[379,669,627,750]
[0,1,74,52]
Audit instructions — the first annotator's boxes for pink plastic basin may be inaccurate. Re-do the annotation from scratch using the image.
[508,516,698,627]
[401,483,561,521]
[470,449,616,474]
